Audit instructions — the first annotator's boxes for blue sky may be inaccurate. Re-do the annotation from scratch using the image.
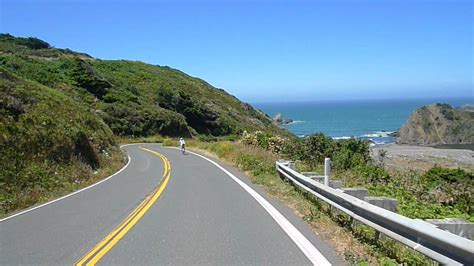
[1,0,473,102]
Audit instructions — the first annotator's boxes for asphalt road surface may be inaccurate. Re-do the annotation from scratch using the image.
[1,144,344,265]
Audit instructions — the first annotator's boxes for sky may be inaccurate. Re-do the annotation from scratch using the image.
[1,0,473,102]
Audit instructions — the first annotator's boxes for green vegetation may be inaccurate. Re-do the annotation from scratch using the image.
[336,165,473,222]
[0,69,124,214]
[0,34,286,215]
[0,34,285,138]
[242,131,473,222]
[179,138,433,264]
[0,34,51,50]
[194,131,472,263]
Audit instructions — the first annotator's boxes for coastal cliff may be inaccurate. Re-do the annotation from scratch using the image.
[397,103,474,145]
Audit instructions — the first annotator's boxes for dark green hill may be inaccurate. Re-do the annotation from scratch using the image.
[0,34,283,137]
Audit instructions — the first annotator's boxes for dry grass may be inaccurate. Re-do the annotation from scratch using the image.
[1,146,126,218]
[116,135,165,144]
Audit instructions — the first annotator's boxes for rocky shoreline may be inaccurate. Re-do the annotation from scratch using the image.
[273,113,293,125]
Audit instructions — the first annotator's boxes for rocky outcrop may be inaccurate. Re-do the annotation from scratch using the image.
[397,104,474,145]
[273,113,293,125]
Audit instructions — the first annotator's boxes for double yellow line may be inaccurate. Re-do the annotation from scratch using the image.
[76,147,171,266]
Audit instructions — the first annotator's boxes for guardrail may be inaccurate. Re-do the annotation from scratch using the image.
[275,160,474,265]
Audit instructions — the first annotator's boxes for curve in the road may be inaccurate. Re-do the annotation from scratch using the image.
[76,148,171,265]
[1,144,341,265]
[171,147,330,266]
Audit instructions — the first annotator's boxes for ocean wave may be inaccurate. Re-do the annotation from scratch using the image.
[297,132,396,144]
[369,139,392,145]
[332,136,353,140]
[360,131,395,138]
[332,134,395,145]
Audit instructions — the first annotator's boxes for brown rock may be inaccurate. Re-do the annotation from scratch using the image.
[397,103,474,145]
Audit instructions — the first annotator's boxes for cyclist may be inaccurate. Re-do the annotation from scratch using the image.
[179,137,186,154]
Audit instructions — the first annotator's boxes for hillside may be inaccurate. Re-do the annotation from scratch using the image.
[0,34,286,214]
[0,34,284,137]
[0,68,121,213]
[397,103,474,145]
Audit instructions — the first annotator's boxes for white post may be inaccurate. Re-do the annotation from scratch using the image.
[288,161,295,170]
[324,158,331,186]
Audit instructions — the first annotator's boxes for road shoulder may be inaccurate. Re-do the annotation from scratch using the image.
[183,146,346,265]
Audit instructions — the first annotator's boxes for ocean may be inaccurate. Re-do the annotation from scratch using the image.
[254,98,473,144]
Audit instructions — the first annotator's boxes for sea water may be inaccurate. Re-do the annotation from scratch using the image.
[254,98,472,144]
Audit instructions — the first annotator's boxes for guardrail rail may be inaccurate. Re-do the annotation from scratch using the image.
[275,160,474,265]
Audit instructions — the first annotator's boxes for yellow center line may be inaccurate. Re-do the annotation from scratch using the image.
[75,147,170,266]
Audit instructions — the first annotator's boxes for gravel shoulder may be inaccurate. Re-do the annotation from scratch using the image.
[371,143,474,173]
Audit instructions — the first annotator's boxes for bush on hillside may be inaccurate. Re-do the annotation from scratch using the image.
[422,167,473,214]
[332,138,370,170]
[280,133,334,166]
[0,34,51,50]
[157,89,232,135]
[280,133,369,170]
[241,131,287,154]
[0,69,116,213]
[101,103,191,137]
[66,58,111,98]
[242,131,370,170]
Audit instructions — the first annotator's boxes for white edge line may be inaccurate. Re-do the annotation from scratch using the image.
[167,146,331,266]
[0,144,135,222]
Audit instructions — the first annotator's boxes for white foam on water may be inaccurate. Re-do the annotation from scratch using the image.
[332,136,353,140]
[360,131,395,138]
[285,120,306,125]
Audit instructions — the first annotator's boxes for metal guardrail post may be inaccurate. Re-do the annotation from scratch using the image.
[324,158,330,186]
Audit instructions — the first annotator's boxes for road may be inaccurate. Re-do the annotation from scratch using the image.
[1,144,343,265]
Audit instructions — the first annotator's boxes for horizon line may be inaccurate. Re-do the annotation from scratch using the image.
[249,95,473,105]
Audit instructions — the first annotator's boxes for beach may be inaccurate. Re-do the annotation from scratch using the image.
[371,143,474,173]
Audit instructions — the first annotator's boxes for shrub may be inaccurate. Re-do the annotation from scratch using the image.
[101,103,190,137]
[421,167,473,214]
[244,132,370,170]
[333,138,370,170]
[241,131,287,154]
[0,34,51,50]
[66,58,111,98]
[281,133,336,167]
[352,163,392,184]
[236,153,274,176]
